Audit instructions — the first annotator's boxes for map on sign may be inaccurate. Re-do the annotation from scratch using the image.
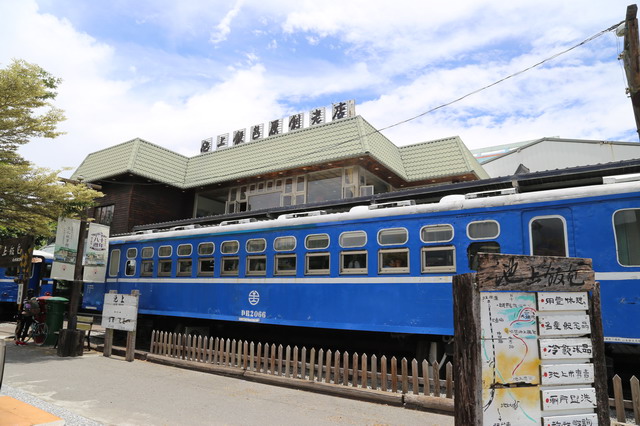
[481,292,541,425]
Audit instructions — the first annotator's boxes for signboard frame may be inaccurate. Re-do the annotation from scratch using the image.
[452,253,609,426]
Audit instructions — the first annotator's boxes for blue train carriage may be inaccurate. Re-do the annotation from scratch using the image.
[0,249,55,318]
[81,176,640,355]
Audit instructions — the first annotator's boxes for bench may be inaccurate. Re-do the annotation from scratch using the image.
[53,315,94,350]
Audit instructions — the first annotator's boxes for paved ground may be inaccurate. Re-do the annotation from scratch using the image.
[0,322,454,426]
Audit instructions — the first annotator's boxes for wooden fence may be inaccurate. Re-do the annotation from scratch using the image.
[611,374,640,425]
[149,330,454,399]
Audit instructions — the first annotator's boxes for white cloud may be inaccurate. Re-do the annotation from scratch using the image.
[210,0,244,45]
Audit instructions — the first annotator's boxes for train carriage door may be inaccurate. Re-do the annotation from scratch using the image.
[522,209,574,257]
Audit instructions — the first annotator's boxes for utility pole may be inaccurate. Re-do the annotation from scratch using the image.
[622,4,640,140]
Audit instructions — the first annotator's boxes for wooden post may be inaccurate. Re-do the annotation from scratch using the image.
[453,272,482,425]
[624,4,640,140]
[103,290,117,358]
[125,290,139,362]
[590,283,610,425]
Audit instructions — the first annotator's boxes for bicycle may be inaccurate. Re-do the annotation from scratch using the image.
[15,316,48,346]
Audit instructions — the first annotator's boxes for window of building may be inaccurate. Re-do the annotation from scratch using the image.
[274,236,296,251]
[177,244,192,256]
[378,228,408,246]
[467,242,501,270]
[305,252,330,275]
[141,260,154,276]
[221,257,239,275]
[198,258,214,276]
[198,242,214,256]
[421,224,454,243]
[530,216,567,257]
[158,259,172,276]
[141,247,154,258]
[221,241,239,254]
[305,234,330,250]
[109,249,120,277]
[379,249,409,273]
[177,259,193,276]
[614,209,640,266]
[94,204,114,226]
[467,220,500,240]
[246,239,266,253]
[339,231,367,248]
[422,246,456,273]
[275,254,296,275]
[307,169,342,203]
[194,188,227,217]
[159,245,172,257]
[247,256,267,275]
[340,251,367,274]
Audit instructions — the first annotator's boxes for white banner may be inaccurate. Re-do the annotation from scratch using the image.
[51,217,81,281]
[83,223,110,283]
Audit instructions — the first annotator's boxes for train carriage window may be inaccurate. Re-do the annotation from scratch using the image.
[125,260,136,276]
[305,252,330,275]
[177,259,192,276]
[221,241,239,254]
[221,257,239,275]
[422,246,456,273]
[141,260,154,276]
[198,242,214,256]
[340,251,368,274]
[339,231,367,248]
[159,245,172,257]
[467,220,500,240]
[467,242,501,270]
[177,244,192,256]
[246,239,267,253]
[198,258,215,276]
[274,236,296,251]
[421,224,454,243]
[305,234,329,250]
[614,209,640,266]
[378,228,408,246]
[126,248,137,259]
[275,254,296,275]
[109,249,120,277]
[247,256,267,275]
[158,259,172,276]
[530,216,567,257]
[379,248,409,273]
[141,247,154,258]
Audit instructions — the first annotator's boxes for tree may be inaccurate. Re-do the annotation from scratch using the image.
[0,59,102,238]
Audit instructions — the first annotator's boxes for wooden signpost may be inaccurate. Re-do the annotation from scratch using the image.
[102,290,139,362]
[453,253,609,426]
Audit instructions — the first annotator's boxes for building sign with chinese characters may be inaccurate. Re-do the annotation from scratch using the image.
[0,237,33,268]
[199,100,356,153]
[453,254,609,426]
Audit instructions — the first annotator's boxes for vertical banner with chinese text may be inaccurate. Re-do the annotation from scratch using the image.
[51,217,81,281]
[82,223,110,283]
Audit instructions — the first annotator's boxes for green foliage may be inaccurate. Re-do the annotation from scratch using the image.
[0,60,102,238]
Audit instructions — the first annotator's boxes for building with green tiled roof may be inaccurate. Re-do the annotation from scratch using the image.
[73,114,488,234]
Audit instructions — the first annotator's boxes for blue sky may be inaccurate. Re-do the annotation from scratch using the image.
[1,0,637,175]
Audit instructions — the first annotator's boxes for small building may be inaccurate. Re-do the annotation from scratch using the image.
[475,137,640,177]
[72,114,488,235]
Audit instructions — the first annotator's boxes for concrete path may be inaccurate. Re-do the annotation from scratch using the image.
[0,322,454,426]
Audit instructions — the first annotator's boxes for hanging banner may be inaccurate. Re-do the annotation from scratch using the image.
[83,223,110,283]
[51,217,81,281]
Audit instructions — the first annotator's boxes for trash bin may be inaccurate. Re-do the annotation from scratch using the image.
[44,297,68,346]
